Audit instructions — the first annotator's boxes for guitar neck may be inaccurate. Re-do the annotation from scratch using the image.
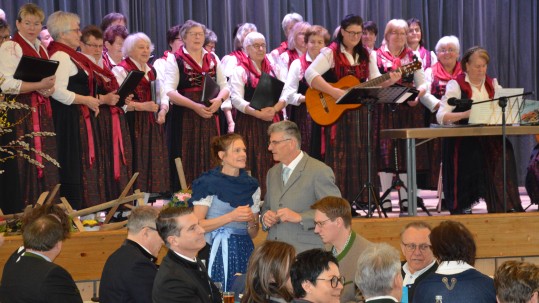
[357,65,412,88]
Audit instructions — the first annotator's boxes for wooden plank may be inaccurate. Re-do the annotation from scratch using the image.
[175,157,188,191]
[44,184,61,205]
[104,172,139,224]
[61,197,85,232]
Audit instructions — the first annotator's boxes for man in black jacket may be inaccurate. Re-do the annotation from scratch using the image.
[400,221,438,302]
[0,215,82,303]
[152,207,220,303]
[100,205,163,303]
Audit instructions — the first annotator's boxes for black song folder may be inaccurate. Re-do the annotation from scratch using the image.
[14,55,59,82]
[201,73,220,106]
[117,70,145,102]
[249,72,284,110]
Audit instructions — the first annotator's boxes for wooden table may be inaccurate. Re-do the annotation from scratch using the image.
[381,125,539,215]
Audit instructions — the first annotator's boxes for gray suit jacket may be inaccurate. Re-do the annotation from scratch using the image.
[262,153,341,253]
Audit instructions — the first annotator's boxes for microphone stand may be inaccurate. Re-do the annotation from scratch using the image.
[454,91,532,212]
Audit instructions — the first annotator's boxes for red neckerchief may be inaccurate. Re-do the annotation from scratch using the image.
[378,46,410,69]
[12,33,51,178]
[432,61,462,82]
[174,47,215,75]
[455,73,495,99]
[286,48,299,69]
[102,51,116,70]
[237,54,272,87]
[327,42,368,80]
[160,50,171,60]
[275,41,288,55]
[417,46,431,68]
[230,49,248,65]
[48,41,119,95]
[117,58,156,104]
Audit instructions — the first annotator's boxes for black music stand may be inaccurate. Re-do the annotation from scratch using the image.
[340,86,410,218]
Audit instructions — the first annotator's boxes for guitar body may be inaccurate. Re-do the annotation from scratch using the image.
[305,75,361,126]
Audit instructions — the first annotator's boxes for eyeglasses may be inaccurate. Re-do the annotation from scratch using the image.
[314,218,332,228]
[437,48,457,54]
[317,275,345,288]
[408,28,421,34]
[250,43,266,49]
[65,28,81,34]
[0,35,10,42]
[343,29,363,37]
[188,32,205,37]
[391,31,407,37]
[83,42,104,49]
[401,242,431,252]
[268,138,291,146]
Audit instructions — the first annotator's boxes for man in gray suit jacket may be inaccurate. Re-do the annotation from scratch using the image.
[261,120,341,253]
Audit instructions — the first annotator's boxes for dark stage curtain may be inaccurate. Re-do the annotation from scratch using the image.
[1,0,537,182]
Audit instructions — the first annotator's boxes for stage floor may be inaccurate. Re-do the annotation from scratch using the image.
[362,186,537,217]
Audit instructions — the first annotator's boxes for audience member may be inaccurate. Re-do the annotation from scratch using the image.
[494,260,539,303]
[261,120,341,253]
[0,215,82,302]
[152,207,221,303]
[311,196,372,303]
[99,205,163,303]
[190,133,260,291]
[412,220,496,303]
[290,248,343,303]
[400,221,438,302]
[241,240,296,303]
[355,243,403,303]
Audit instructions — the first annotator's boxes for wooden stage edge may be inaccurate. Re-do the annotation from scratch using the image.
[1,212,538,281]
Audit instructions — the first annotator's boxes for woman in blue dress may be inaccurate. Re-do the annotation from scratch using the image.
[190,133,260,291]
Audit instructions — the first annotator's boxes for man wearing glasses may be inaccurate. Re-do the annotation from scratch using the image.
[261,120,341,253]
[355,243,404,303]
[399,221,437,303]
[311,196,372,303]
[100,205,163,303]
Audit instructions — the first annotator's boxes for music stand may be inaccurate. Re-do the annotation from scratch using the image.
[341,86,410,218]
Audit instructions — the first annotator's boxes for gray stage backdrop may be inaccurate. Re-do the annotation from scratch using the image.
[1,0,538,183]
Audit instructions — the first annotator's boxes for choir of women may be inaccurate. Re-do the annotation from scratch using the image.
[0,4,526,219]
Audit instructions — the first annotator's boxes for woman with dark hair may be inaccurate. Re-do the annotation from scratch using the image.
[0,4,58,213]
[241,240,296,303]
[164,20,230,190]
[305,14,400,204]
[376,19,429,213]
[279,25,330,158]
[102,24,128,70]
[361,21,378,53]
[113,33,170,200]
[290,249,343,303]
[412,220,496,303]
[406,18,437,70]
[436,46,523,214]
[80,25,132,202]
[190,133,260,291]
[100,12,127,32]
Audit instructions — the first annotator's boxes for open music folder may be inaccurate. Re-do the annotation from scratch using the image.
[468,88,524,125]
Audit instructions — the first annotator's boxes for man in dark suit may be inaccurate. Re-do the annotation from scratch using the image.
[355,243,403,303]
[152,207,221,303]
[400,221,438,303]
[0,215,83,303]
[261,120,341,253]
[99,205,163,303]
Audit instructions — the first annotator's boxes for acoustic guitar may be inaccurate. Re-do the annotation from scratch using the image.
[305,60,422,126]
